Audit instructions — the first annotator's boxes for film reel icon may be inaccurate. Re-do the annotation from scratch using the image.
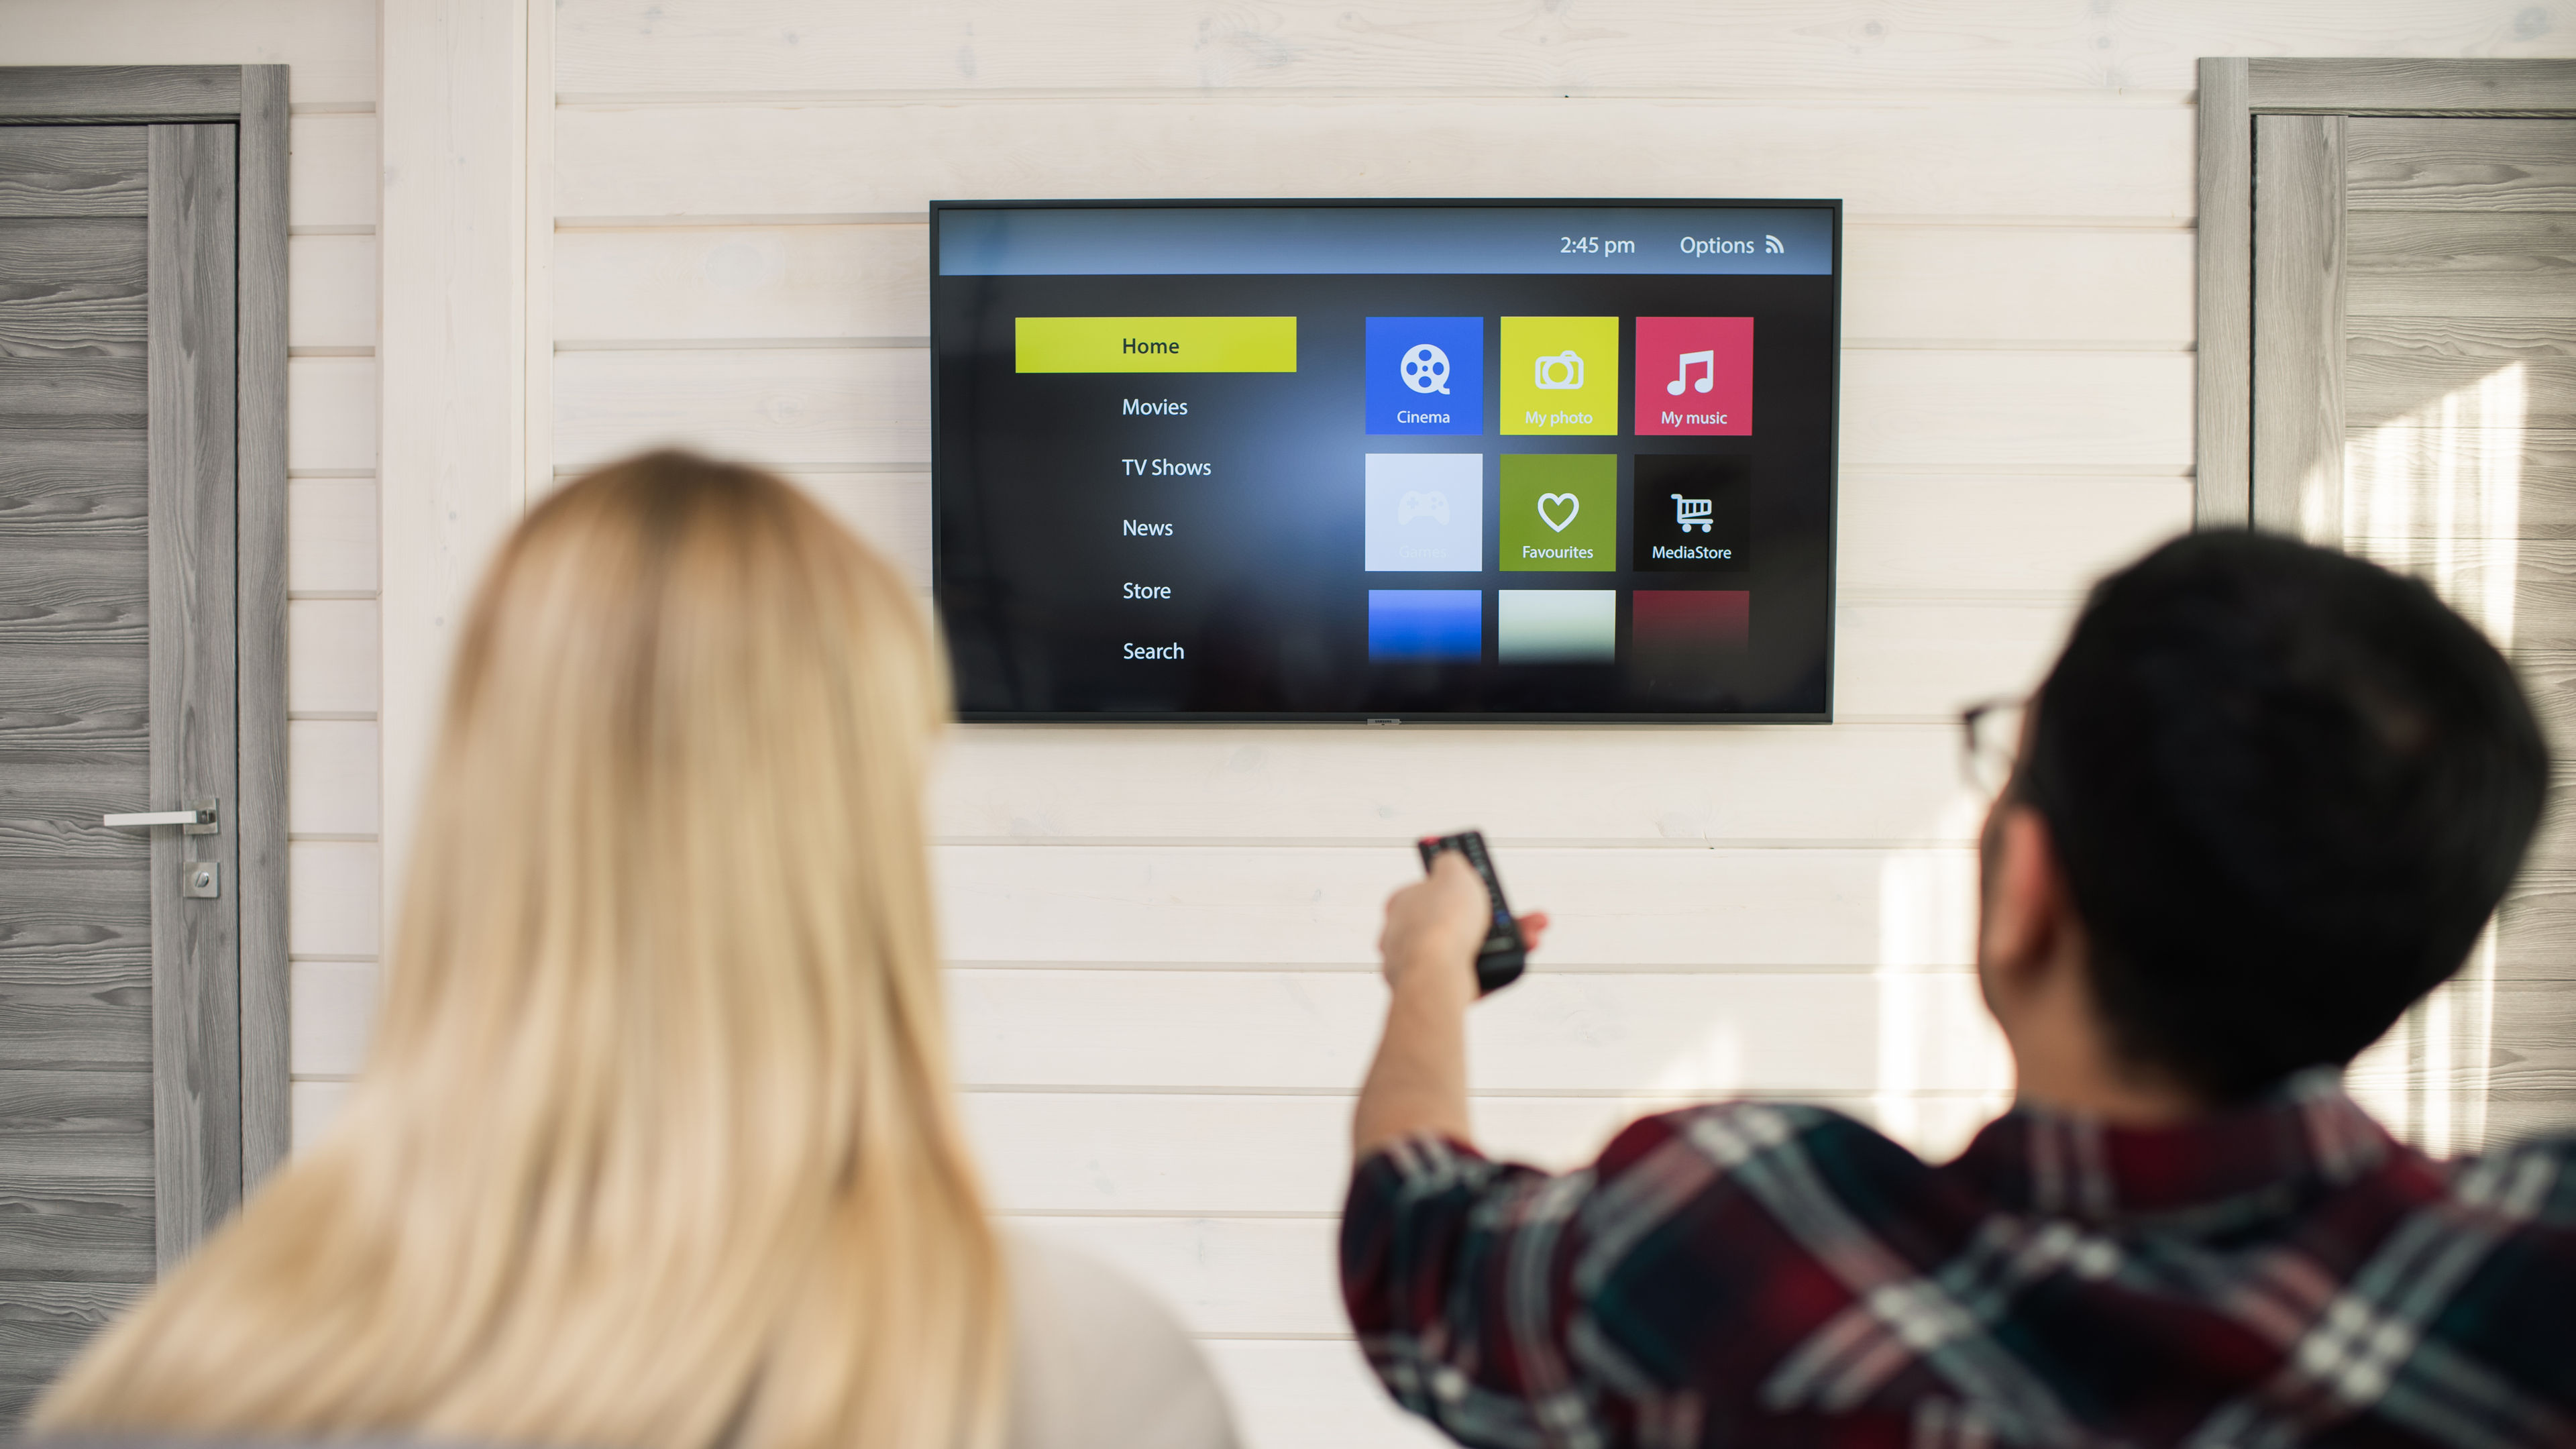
[1400,343,1451,395]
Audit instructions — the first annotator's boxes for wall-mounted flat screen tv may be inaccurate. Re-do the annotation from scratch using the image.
[931,199,1840,722]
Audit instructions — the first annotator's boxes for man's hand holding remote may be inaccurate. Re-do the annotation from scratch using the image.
[1355,851,1549,1159]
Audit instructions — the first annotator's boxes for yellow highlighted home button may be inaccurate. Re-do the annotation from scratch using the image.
[1016,316,1297,374]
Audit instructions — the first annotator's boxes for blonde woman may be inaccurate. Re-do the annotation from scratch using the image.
[34,451,1236,1449]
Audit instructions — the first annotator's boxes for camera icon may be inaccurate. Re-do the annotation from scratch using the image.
[1532,350,1585,390]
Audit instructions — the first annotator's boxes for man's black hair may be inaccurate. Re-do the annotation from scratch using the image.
[2018,531,2550,1103]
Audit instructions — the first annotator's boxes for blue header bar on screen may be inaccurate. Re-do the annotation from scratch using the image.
[937,205,1835,277]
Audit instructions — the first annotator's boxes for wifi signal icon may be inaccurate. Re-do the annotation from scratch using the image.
[1763,235,1784,254]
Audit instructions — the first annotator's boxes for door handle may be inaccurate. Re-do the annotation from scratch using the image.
[103,798,219,835]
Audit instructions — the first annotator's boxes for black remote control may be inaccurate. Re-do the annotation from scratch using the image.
[1416,829,1527,995]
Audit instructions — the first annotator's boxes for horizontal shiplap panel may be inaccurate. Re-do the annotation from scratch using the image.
[0,1067,149,1134]
[0,357,142,426]
[2513,648,2576,756]
[553,0,2567,98]
[2502,873,2576,980]
[290,958,379,1076]
[0,757,150,862]
[288,113,377,229]
[2343,982,2576,1096]
[1845,224,2195,343]
[0,1129,150,1273]
[2347,356,2576,432]
[932,844,1978,968]
[1842,473,2187,592]
[969,1090,1554,1213]
[932,725,1974,848]
[287,476,378,592]
[7,0,378,104]
[554,224,929,340]
[2489,1088,2576,1144]
[287,718,379,835]
[949,967,2007,1093]
[0,129,144,220]
[554,345,2191,472]
[2348,117,2576,213]
[1203,1338,1448,1449]
[1017,1216,1346,1338]
[968,1089,2003,1214]
[549,222,2194,348]
[554,100,2193,222]
[2348,537,2576,649]
[288,840,379,957]
[289,1078,354,1155]
[2347,211,2576,321]
[287,598,378,714]
[0,647,145,754]
[1846,349,2192,468]
[0,216,146,358]
[2349,317,2576,363]
[792,472,932,591]
[1199,1321,2301,1449]
[287,231,378,350]
[0,1281,147,1413]
[553,347,924,469]
[2341,428,2576,532]
[287,356,377,472]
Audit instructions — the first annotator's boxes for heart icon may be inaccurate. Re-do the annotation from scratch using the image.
[1536,492,1580,532]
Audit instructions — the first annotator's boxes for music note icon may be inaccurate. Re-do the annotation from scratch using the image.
[1666,349,1715,396]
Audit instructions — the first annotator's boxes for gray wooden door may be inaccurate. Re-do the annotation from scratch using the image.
[0,121,241,1425]
[2248,101,2576,1147]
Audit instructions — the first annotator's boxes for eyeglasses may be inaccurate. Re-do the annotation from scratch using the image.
[1958,696,2027,800]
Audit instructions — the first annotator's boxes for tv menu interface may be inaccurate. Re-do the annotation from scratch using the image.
[930,201,1839,720]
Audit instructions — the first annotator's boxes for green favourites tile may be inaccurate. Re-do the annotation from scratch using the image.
[1499,453,1617,571]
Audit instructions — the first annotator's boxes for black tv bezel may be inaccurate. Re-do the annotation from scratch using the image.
[928,196,1843,726]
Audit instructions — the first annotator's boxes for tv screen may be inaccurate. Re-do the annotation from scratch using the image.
[930,200,1840,722]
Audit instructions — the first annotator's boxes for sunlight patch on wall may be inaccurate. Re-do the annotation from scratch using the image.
[2340,362,2526,1156]
[1875,841,2010,1161]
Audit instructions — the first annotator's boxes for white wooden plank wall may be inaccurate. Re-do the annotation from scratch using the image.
[528,7,2569,1443]
[15,3,2576,1445]
[1,0,386,1155]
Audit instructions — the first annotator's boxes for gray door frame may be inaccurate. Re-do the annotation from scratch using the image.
[2196,58,2576,530]
[0,66,290,1254]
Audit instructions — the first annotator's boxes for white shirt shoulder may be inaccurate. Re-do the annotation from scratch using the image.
[1000,1227,1241,1449]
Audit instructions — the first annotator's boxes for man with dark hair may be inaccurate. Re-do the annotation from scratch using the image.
[1343,532,2576,1446]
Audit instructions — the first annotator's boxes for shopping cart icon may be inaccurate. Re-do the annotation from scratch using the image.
[1671,494,1713,533]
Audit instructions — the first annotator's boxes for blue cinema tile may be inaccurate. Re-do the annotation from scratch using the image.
[1369,589,1483,662]
[1365,317,1485,435]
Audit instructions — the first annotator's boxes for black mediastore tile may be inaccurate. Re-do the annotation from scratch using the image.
[1631,455,1751,574]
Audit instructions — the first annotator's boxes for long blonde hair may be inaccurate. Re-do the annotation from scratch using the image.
[36,451,1008,1449]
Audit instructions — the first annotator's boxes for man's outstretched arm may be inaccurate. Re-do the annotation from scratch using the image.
[1352,850,1547,1158]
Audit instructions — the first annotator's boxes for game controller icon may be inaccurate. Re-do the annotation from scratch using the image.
[1401,343,1451,395]
[1396,490,1450,526]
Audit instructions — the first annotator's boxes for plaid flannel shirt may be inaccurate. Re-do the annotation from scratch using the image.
[1341,1071,2576,1448]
